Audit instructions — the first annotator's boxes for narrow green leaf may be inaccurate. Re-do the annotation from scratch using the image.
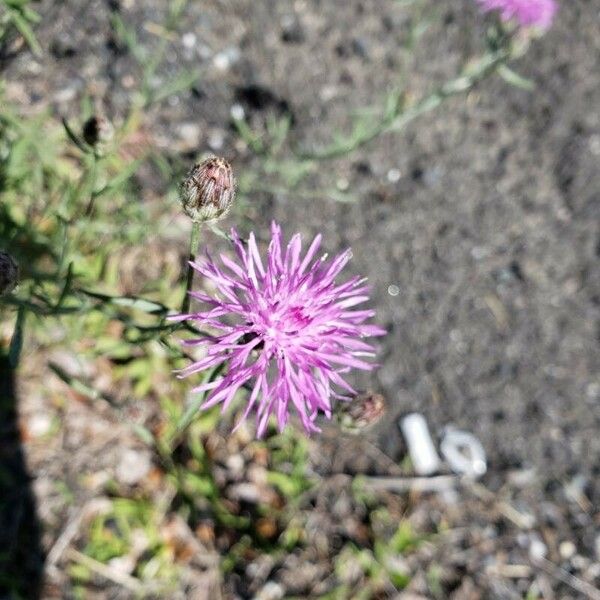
[110,13,146,64]
[48,362,115,404]
[55,261,74,309]
[8,305,26,368]
[79,289,168,314]
[149,69,201,106]
[108,296,167,314]
[62,118,90,153]
[175,393,206,433]
[498,64,535,91]
[132,424,155,446]
[9,9,42,56]
[175,365,223,433]
[92,157,145,198]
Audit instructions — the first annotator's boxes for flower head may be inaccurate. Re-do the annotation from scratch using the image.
[0,251,19,296]
[180,157,236,223]
[335,390,386,435]
[82,115,114,155]
[476,0,557,29]
[173,222,385,437]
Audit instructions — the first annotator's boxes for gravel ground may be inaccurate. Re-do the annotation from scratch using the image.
[2,0,600,598]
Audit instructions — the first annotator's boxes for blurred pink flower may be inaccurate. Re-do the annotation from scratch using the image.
[477,0,557,29]
[172,222,385,437]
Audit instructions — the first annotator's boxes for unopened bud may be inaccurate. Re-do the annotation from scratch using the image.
[0,251,19,296]
[335,391,386,434]
[180,156,236,223]
[82,115,114,153]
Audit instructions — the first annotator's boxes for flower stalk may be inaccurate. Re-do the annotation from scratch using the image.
[181,220,201,315]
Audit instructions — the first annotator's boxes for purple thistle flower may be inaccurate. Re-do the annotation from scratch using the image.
[172,222,385,438]
[476,0,558,29]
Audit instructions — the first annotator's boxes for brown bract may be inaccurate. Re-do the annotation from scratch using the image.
[336,391,386,434]
[82,115,114,153]
[180,156,236,223]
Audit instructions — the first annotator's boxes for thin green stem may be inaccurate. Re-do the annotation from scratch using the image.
[181,221,201,314]
[84,155,98,216]
[298,46,510,161]
[8,304,27,368]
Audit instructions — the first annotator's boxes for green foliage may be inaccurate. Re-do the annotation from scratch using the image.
[232,18,521,206]
[331,527,419,600]
[72,498,180,588]
[266,430,312,499]
[109,1,200,109]
[0,0,41,55]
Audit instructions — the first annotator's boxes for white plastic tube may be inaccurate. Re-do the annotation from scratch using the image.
[399,413,442,476]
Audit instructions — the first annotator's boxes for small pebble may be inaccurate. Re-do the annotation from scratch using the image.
[226,454,245,477]
[571,554,589,570]
[182,32,196,49]
[507,468,537,488]
[213,47,240,71]
[108,555,135,575]
[208,129,225,151]
[529,537,548,561]
[589,134,600,155]
[28,413,53,437]
[229,483,260,503]
[230,103,245,121]
[336,178,349,192]
[383,554,410,576]
[585,562,600,580]
[176,122,201,150]
[387,168,401,183]
[559,540,576,560]
[320,85,338,102]
[255,581,285,600]
[116,448,152,486]
[53,86,78,104]
[586,382,600,400]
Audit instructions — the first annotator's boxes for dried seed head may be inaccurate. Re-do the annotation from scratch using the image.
[0,251,19,296]
[335,391,386,434]
[82,115,114,153]
[180,156,236,223]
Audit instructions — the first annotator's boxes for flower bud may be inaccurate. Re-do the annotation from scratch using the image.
[180,156,236,223]
[335,391,386,434]
[0,251,19,296]
[82,115,114,154]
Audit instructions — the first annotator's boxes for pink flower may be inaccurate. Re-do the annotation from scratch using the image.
[476,0,558,29]
[172,222,385,437]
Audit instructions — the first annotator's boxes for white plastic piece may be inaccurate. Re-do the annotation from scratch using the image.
[399,413,442,476]
[440,427,487,478]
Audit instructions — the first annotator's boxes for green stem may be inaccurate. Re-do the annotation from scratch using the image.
[181,221,201,314]
[8,304,27,368]
[298,46,510,161]
[84,155,98,216]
